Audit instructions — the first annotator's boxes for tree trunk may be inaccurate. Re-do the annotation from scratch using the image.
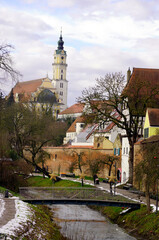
[109,163,112,176]
[128,144,134,185]
[145,183,151,213]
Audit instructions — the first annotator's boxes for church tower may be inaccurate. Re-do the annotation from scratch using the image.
[52,31,68,111]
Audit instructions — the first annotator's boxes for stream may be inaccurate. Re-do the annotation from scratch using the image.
[52,205,137,240]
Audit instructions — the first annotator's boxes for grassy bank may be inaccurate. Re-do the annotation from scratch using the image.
[27,176,92,188]
[91,205,159,240]
[14,204,67,240]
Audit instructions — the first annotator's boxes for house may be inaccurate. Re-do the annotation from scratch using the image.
[120,68,159,183]
[94,136,113,150]
[144,108,159,138]
[63,116,85,144]
[58,103,84,120]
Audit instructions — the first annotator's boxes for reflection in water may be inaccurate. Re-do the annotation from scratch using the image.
[52,205,137,240]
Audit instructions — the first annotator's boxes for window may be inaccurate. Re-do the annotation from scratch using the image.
[114,148,116,155]
[144,128,149,138]
[114,148,120,155]
[61,75,63,80]
[60,91,63,96]
[61,69,63,73]
[123,147,125,154]
[126,147,128,154]
[118,148,120,155]
[60,83,63,88]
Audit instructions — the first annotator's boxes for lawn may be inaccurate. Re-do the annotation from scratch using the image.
[27,176,92,188]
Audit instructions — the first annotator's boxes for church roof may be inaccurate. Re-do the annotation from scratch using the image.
[37,89,57,104]
[58,103,84,115]
[11,78,57,103]
[12,78,44,96]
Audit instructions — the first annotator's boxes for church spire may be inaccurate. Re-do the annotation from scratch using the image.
[57,28,64,50]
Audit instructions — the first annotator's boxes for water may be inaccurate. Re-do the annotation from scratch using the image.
[52,205,137,240]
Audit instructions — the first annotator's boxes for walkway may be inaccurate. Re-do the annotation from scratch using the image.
[0,198,16,228]
[85,179,157,208]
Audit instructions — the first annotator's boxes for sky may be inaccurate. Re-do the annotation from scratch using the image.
[1,0,159,106]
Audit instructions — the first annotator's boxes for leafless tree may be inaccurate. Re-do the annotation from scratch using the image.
[79,72,159,184]
[0,43,21,83]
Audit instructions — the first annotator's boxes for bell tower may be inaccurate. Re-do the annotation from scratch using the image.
[52,30,68,111]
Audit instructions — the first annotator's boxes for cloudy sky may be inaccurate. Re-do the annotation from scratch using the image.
[0,0,159,106]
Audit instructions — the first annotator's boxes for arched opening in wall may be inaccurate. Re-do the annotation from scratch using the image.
[97,143,100,148]
[117,169,121,182]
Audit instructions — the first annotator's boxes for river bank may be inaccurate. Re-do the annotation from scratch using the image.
[1,177,159,239]
[90,205,159,240]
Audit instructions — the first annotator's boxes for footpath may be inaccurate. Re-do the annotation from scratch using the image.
[0,199,16,228]
[0,179,157,233]
[69,178,157,209]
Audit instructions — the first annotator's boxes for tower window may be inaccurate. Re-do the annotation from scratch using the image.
[61,75,63,80]
[60,83,63,88]
[60,91,63,96]
[61,69,63,73]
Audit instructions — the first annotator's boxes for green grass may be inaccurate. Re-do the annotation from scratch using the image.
[27,176,93,188]
[0,186,20,197]
[27,176,54,187]
[92,205,159,240]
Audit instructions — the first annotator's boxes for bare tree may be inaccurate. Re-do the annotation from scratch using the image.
[0,43,21,83]
[135,140,159,213]
[79,72,159,184]
[2,103,67,178]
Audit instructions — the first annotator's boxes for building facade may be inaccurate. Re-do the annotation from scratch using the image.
[10,32,68,114]
[52,31,68,111]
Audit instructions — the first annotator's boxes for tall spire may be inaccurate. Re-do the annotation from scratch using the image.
[58,28,64,50]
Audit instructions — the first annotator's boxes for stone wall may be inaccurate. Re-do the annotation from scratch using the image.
[42,146,115,178]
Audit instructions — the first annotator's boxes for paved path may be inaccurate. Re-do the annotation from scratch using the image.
[0,199,16,228]
[84,179,157,208]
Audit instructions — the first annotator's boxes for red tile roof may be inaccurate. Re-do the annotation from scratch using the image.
[147,108,159,126]
[13,78,44,95]
[67,116,84,133]
[123,68,159,101]
[58,103,84,115]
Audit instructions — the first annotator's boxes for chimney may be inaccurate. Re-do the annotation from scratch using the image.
[127,67,131,83]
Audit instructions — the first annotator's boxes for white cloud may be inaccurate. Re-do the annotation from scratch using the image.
[1,0,159,106]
